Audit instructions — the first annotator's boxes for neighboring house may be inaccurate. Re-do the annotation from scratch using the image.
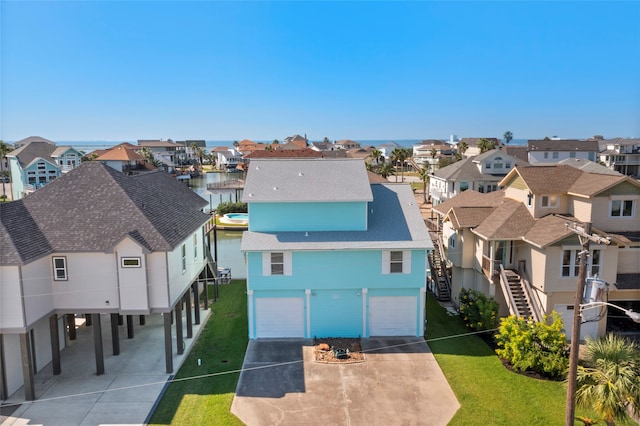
[283,134,308,147]
[94,143,151,174]
[0,161,212,400]
[429,149,522,206]
[236,139,269,156]
[12,136,55,150]
[137,139,180,173]
[431,164,640,341]
[310,141,339,152]
[240,158,433,339]
[598,137,640,178]
[243,148,323,160]
[456,137,502,157]
[527,139,599,164]
[213,147,243,170]
[6,137,83,200]
[346,146,374,160]
[376,141,402,159]
[175,140,207,164]
[335,139,361,150]
[412,141,456,172]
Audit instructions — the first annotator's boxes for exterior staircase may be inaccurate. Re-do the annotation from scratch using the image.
[499,267,542,321]
[428,232,451,301]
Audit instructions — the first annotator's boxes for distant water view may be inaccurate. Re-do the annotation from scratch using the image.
[52,138,529,153]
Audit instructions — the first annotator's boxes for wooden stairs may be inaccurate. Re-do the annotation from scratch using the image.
[428,232,451,301]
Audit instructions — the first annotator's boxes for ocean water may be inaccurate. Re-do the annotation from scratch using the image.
[58,138,528,153]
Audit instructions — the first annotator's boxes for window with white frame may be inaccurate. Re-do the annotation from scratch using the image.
[544,152,549,159]
[540,195,558,208]
[193,234,198,260]
[382,250,411,274]
[561,249,602,278]
[181,244,186,272]
[449,234,456,249]
[610,199,634,218]
[262,252,292,276]
[270,252,284,275]
[552,152,559,159]
[569,151,576,158]
[53,257,67,280]
[121,257,141,268]
[493,157,503,169]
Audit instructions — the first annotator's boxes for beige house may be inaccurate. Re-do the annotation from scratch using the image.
[431,164,640,340]
[0,162,214,400]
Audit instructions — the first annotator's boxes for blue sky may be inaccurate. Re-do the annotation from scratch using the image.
[1,1,639,142]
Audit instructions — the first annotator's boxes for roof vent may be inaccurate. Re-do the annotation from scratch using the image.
[249,193,253,197]
[256,166,260,170]
[305,232,309,237]
[273,186,277,190]
[298,172,304,176]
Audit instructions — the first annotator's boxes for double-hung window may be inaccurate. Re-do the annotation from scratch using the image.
[53,257,67,280]
[193,234,198,260]
[181,244,186,272]
[262,252,292,276]
[382,250,411,274]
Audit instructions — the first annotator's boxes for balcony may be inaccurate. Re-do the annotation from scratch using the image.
[482,255,501,278]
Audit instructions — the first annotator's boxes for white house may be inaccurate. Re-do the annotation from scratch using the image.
[527,139,599,164]
[0,162,213,400]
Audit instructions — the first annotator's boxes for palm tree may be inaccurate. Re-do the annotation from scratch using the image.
[478,138,496,154]
[378,162,395,179]
[418,166,430,204]
[0,140,11,200]
[504,131,513,145]
[575,334,640,426]
[369,148,384,168]
[430,147,438,173]
[458,141,468,157]
[272,139,280,145]
[390,148,407,182]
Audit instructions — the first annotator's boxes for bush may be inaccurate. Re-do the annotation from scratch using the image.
[458,288,499,331]
[216,201,247,216]
[494,312,569,380]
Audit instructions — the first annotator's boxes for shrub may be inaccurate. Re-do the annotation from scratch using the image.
[216,201,247,216]
[494,312,569,379]
[458,288,499,331]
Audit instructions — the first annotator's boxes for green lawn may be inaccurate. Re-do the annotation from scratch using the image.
[149,282,627,425]
[148,280,247,425]
[425,294,634,425]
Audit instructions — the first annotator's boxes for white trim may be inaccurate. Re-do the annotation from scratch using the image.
[247,290,254,338]
[120,257,141,268]
[362,288,368,337]
[305,289,311,338]
[52,256,67,281]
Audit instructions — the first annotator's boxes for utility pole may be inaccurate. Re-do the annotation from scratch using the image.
[565,222,610,426]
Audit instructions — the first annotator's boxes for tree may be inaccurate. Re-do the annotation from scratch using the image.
[478,138,496,154]
[378,162,395,179]
[141,147,160,167]
[369,148,384,167]
[457,141,468,157]
[0,140,10,200]
[504,131,513,145]
[272,139,280,144]
[323,137,330,144]
[233,140,239,148]
[417,166,430,204]
[575,334,640,426]
[390,148,408,182]
[430,147,438,173]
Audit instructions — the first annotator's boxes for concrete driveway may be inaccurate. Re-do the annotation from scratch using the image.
[231,337,460,426]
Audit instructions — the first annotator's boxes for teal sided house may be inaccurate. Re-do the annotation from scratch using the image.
[240,158,433,339]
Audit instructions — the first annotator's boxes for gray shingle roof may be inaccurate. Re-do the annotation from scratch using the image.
[8,141,58,168]
[528,139,599,152]
[0,162,209,265]
[241,183,432,251]
[0,201,52,264]
[242,158,373,203]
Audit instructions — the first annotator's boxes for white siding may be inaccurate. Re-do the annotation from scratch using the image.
[167,230,206,306]
[116,238,149,312]
[0,266,24,330]
[147,252,169,309]
[22,257,55,327]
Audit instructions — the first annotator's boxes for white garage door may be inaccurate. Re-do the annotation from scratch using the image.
[370,296,417,336]
[256,298,304,338]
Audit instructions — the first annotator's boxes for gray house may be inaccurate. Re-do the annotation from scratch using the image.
[0,162,213,400]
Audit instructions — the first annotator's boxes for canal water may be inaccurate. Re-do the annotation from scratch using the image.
[187,172,246,279]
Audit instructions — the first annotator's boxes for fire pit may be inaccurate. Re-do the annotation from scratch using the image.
[314,338,366,363]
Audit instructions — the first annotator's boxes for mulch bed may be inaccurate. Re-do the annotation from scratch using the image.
[313,337,366,363]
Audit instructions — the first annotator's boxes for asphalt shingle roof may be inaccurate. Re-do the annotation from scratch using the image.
[241,183,432,251]
[0,162,209,265]
[242,158,373,203]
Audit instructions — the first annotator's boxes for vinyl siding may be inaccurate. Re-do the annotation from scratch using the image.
[249,201,367,232]
[310,289,362,337]
[0,266,24,330]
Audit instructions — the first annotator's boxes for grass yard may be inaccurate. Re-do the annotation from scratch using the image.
[426,294,634,425]
[149,282,630,425]
[148,280,247,425]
